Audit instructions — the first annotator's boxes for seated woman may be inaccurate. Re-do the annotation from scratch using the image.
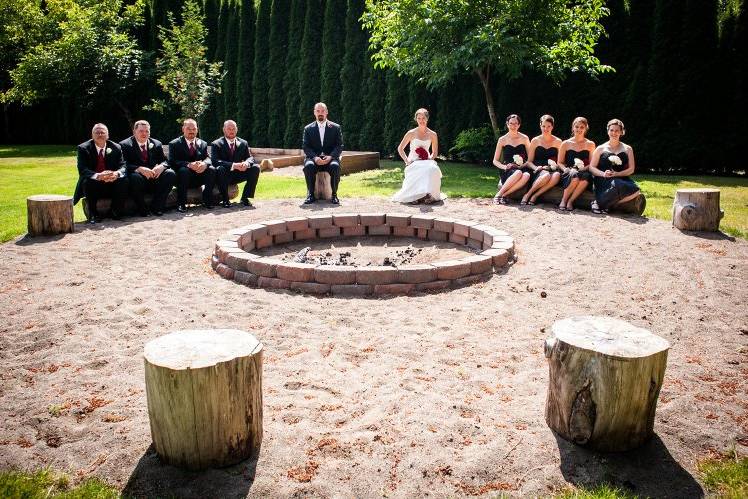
[558,117,596,211]
[392,108,447,204]
[588,119,641,214]
[492,114,532,204]
[521,114,562,206]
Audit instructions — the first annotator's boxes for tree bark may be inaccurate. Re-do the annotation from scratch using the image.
[544,316,670,452]
[26,195,74,237]
[672,188,724,232]
[144,329,263,470]
[476,66,499,135]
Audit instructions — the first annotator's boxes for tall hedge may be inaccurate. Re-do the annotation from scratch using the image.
[236,0,255,139]
[251,0,272,145]
[320,0,346,117]
[339,0,367,150]
[297,0,323,127]
[266,0,291,146]
[283,0,306,148]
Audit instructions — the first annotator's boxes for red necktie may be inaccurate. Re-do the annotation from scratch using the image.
[189,142,196,158]
[229,142,235,158]
[96,149,105,173]
[140,144,148,162]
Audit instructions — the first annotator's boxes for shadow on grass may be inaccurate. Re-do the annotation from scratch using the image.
[0,145,74,158]
[122,444,258,498]
[554,433,703,498]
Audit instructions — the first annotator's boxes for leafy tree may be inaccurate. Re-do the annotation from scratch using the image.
[283,0,306,147]
[251,0,272,145]
[3,0,146,124]
[148,0,224,122]
[363,0,612,133]
[320,0,347,114]
[340,0,368,150]
[236,0,256,135]
[266,0,291,146]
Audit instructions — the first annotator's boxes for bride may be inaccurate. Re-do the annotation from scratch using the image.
[391,108,447,204]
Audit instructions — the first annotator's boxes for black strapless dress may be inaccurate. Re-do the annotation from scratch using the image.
[499,143,528,184]
[530,146,559,183]
[559,149,592,189]
[592,151,640,210]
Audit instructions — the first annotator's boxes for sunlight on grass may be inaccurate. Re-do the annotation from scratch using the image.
[698,452,748,499]
[0,468,118,499]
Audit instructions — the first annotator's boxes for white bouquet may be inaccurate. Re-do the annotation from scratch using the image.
[608,154,622,166]
[512,154,523,166]
[547,159,557,171]
[573,158,585,170]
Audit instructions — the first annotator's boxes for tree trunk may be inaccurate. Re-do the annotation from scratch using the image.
[476,66,499,135]
[672,188,724,232]
[144,329,263,470]
[544,316,670,452]
[26,195,74,237]
[114,98,134,129]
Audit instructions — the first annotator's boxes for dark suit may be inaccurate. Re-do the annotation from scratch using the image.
[168,136,216,207]
[74,139,128,218]
[211,136,260,203]
[120,136,176,213]
[302,120,343,197]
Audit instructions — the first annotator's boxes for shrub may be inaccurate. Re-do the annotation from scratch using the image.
[449,127,495,163]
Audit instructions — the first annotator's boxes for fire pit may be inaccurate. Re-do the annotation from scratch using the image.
[212,213,515,296]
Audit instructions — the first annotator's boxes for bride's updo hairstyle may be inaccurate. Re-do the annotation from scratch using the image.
[506,114,521,125]
[414,108,430,121]
[540,114,554,126]
[571,116,589,134]
[607,118,625,135]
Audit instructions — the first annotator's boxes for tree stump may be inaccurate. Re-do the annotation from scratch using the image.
[144,329,263,470]
[260,158,274,172]
[314,171,333,200]
[672,188,724,231]
[27,194,74,236]
[544,316,670,452]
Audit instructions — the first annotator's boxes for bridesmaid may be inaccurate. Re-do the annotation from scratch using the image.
[558,117,596,211]
[588,119,641,214]
[492,114,532,204]
[521,114,562,206]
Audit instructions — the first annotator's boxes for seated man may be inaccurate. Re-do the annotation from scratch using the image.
[211,119,260,208]
[73,123,128,223]
[120,120,176,216]
[302,102,343,205]
[168,118,216,213]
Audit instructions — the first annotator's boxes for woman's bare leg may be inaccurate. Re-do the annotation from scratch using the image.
[530,172,560,203]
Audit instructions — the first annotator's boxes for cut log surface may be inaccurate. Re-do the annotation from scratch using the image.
[315,171,333,200]
[27,194,74,236]
[544,316,670,452]
[506,186,646,215]
[144,329,263,470]
[672,188,723,232]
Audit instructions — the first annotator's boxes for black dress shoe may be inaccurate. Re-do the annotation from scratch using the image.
[110,211,122,221]
[139,210,151,217]
[204,203,214,209]
[303,195,316,205]
[153,210,164,216]
[221,200,232,208]
[177,204,187,213]
[330,195,340,205]
[241,198,253,207]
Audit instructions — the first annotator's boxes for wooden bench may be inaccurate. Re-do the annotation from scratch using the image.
[506,185,646,215]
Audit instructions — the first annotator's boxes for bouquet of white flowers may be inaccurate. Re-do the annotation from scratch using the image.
[608,154,622,166]
[547,159,557,171]
[573,158,585,170]
[512,154,523,166]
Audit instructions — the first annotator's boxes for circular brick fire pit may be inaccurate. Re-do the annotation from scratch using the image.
[211,213,515,296]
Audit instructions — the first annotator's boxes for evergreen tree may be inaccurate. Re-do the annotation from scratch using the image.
[340,0,368,150]
[320,0,346,115]
[223,4,240,124]
[383,71,410,157]
[236,0,255,137]
[203,0,221,135]
[718,0,746,173]
[297,0,323,127]
[360,65,386,152]
[283,0,307,148]
[252,0,272,145]
[266,0,291,146]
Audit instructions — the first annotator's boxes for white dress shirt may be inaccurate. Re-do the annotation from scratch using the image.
[317,121,327,146]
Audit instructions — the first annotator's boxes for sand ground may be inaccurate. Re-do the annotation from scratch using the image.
[1,197,746,498]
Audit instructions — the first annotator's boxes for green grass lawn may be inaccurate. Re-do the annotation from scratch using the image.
[1,147,746,242]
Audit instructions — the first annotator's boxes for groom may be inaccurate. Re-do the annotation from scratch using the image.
[302,102,343,204]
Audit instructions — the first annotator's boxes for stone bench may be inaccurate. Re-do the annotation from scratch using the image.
[212,213,515,296]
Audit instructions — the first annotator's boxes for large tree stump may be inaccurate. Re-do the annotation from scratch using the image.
[314,171,333,200]
[144,329,263,470]
[259,158,274,172]
[544,316,670,452]
[27,194,74,236]
[672,188,724,231]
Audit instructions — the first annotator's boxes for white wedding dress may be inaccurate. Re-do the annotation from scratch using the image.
[391,138,447,203]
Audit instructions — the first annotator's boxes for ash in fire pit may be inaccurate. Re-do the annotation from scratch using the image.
[292,244,425,267]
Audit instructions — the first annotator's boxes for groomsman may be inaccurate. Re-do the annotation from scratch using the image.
[211,120,260,207]
[120,120,176,216]
[73,123,128,223]
[302,102,343,204]
[168,118,216,213]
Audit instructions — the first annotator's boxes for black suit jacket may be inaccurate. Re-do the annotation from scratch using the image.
[119,136,168,173]
[168,136,212,171]
[210,136,253,168]
[302,121,343,161]
[73,139,126,204]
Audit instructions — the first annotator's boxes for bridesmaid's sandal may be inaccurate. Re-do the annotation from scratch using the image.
[591,201,603,214]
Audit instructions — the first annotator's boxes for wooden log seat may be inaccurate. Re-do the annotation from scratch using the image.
[672,188,724,232]
[506,185,646,215]
[27,194,75,237]
[314,171,333,200]
[144,329,263,470]
[544,316,670,452]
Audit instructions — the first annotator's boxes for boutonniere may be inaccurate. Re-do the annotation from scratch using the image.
[105,147,112,155]
[148,142,154,149]
[327,123,333,128]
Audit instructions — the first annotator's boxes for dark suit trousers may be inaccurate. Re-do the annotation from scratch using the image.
[176,166,216,205]
[303,160,340,196]
[129,169,177,212]
[216,164,260,201]
[84,175,129,217]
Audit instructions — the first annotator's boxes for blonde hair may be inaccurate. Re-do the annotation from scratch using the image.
[133,120,150,131]
[414,108,429,121]
[607,118,625,135]
[571,117,589,134]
